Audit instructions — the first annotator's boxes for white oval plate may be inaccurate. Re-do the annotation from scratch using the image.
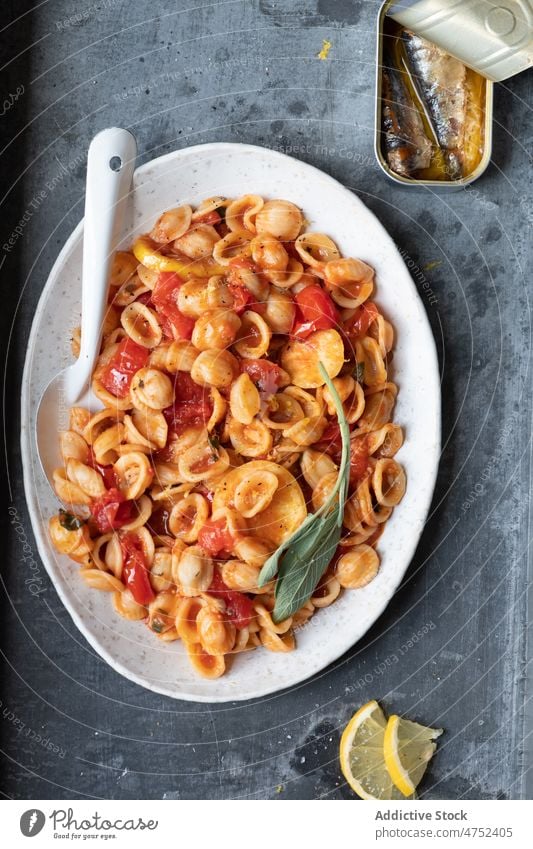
[21,142,440,702]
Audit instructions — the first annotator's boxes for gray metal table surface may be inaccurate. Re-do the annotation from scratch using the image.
[1,0,531,800]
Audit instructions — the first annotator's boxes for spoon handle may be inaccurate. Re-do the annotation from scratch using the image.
[68,127,137,400]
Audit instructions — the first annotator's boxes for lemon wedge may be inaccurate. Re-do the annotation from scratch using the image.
[383,714,443,797]
[339,701,412,799]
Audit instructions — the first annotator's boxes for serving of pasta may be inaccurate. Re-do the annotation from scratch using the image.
[48,194,406,680]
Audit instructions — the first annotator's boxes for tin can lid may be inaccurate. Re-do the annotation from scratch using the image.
[387,0,533,81]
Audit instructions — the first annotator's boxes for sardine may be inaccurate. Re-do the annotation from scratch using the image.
[382,60,433,177]
[402,29,466,152]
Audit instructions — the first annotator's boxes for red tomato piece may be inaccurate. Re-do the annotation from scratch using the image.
[87,449,118,489]
[120,533,154,606]
[344,302,379,339]
[91,488,135,534]
[349,436,370,485]
[240,359,283,397]
[292,284,339,339]
[100,337,149,398]
[224,591,253,630]
[208,570,253,630]
[147,506,171,537]
[152,272,195,340]
[163,372,213,435]
[198,517,234,557]
[227,257,261,314]
[227,281,252,314]
[313,422,343,460]
[135,291,154,307]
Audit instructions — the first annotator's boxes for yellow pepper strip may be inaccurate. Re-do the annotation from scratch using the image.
[133,236,226,279]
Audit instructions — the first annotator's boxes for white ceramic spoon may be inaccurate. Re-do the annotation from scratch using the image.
[36,127,137,486]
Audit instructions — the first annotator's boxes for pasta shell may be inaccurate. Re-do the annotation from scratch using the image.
[192,309,241,351]
[196,606,236,655]
[121,302,162,348]
[66,458,106,498]
[336,545,380,589]
[255,199,303,242]
[234,469,279,518]
[190,349,238,388]
[112,274,150,308]
[372,459,406,507]
[295,233,340,269]
[109,251,137,288]
[225,194,264,234]
[59,430,89,464]
[251,232,288,272]
[261,393,304,430]
[173,224,220,259]
[150,206,193,244]
[191,196,229,221]
[176,546,214,596]
[177,279,211,318]
[233,310,271,359]
[212,232,251,267]
[49,516,91,556]
[227,417,273,458]
[212,460,307,547]
[300,448,338,491]
[113,452,154,499]
[324,257,374,308]
[280,328,344,388]
[130,368,174,410]
[262,288,296,334]
[221,560,262,593]
[230,373,261,425]
[185,641,226,678]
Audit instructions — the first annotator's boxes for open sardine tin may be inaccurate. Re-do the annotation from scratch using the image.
[375,0,504,188]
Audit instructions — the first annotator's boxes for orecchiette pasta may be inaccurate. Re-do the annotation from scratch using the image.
[190,349,238,388]
[255,199,303,242]
[192,308,241,351]
[150,206,193,244]
[226,194,264,234]
[230,373,261,424]
[50,195,405,681]
[121,302,163,348]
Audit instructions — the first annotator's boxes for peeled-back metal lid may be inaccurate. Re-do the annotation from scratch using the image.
[387,0,533,81]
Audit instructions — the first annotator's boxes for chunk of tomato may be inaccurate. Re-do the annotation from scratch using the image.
[227,258,261,314]
[91,488,135,534]
[120,533,154,606]
[227,281,252,314]
[292,284,339,339]
[349,436,370,486]
[240,359,283,397]
[163,372,213,435]
[198,517,234,557]
[135,291,154,307]
[208,570,253,630]
[100,337,149,398]
[152,271,195,340]
[313,422,342,460]
[87,449,118,489]
[344,302,379,339]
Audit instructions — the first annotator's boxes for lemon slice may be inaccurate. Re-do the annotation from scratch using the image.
[384,715,443,797]
[339,701,412,799]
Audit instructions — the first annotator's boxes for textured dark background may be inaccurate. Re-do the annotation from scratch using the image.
[1,0,532,800]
